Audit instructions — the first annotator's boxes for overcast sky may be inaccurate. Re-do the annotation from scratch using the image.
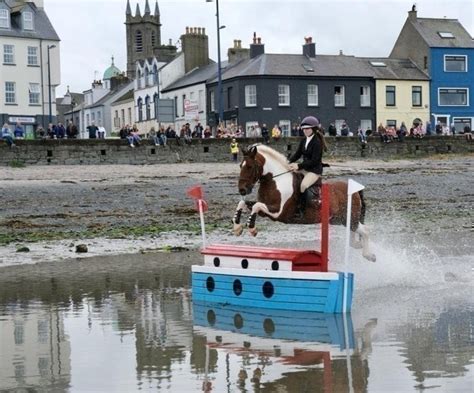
[45,0,473,97]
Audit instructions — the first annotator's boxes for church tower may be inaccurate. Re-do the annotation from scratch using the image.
[125,0,177,78]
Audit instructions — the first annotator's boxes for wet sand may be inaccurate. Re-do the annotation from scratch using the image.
[0,156,472,267]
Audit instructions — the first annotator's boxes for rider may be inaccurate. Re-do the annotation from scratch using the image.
[288,116,327,216]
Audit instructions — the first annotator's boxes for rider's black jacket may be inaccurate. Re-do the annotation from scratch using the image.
[289,135,323,174]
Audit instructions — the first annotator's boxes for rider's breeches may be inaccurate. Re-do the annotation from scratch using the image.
[299,170,320,193]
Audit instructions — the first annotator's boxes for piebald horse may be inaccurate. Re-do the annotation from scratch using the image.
[233,144,376,262]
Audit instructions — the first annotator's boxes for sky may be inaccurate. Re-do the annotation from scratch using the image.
[44,0,473,97]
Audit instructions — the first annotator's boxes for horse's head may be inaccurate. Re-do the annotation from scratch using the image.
[238,145,263,196]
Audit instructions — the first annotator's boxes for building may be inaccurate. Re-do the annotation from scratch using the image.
[110,88,135,134]
[207,36,377,136]
[366,58,430,129]
[390,6,474,132]
[0,0,60,138]
[56,86,84,126]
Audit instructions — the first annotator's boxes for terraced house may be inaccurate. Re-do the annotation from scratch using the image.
[390,6,474,132]
[0,0,60,137]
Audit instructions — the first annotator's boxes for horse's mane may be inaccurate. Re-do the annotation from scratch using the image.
[255,144,289,166]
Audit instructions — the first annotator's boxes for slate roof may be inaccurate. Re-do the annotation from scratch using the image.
[206,53,428,83]
[84,82,134,109]
[111,88,134,105]
[410,17,474,48]
[363,58,429,80]
[0,1,60,41]
[161,60,220,92]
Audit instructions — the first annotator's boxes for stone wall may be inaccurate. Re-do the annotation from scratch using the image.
[0,137,472,166]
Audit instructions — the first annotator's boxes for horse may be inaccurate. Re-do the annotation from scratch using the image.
[232,144,376,262]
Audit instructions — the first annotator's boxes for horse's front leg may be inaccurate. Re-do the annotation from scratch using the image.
[247,202,279,237]
[355,223,376,262]
[233,199,251,236]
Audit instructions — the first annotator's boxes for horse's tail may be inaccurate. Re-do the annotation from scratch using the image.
[358,190,366,224]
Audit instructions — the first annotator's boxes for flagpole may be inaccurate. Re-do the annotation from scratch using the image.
[199,199,207,247]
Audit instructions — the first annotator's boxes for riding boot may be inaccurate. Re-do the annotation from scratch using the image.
[298,190,308,218]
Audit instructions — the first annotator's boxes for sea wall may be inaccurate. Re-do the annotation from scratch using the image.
[0,136,472,166]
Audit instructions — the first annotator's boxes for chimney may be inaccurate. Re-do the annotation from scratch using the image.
[302,36,316,58]
[228,39,250,63]
[408,4,417,21]
[181,26,210,73]
[250,32,265,59]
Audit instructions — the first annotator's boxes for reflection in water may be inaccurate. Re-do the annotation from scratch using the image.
[0,254,472,392]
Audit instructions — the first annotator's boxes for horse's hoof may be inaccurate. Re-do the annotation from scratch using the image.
[248,228,258,237]
[233,225,243,236]
[364,253,377,263]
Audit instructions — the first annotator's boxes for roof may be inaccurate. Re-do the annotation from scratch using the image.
[410,17,474,48]
[84,81,134,109]
[111,88,134,105]
[161,60,220,92]
[364,58,429,80]
[0,1,60,41]
[103,64,121,80]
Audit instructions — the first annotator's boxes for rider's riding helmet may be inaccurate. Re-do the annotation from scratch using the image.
[300,116,320,129]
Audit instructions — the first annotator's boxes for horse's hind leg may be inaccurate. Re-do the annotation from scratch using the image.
[356,223,376,262]
[350,230,363,249]
[233,200,249,236]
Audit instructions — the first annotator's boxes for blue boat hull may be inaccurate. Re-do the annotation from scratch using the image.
[192,268,354,313]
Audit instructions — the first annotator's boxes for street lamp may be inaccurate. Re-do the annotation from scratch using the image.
[47,44,56,124]
[206,0,224,127]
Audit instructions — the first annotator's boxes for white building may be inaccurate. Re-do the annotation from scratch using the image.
[110,88,135,134]
[0,0,60,138]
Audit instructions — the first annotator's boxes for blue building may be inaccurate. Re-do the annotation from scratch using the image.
[390,6,474,132]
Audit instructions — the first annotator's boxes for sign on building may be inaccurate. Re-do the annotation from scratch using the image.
[184,99,199,121]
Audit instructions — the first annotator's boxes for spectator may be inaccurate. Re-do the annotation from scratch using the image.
[203,125,212,139]
[87,121,98,139]
[328,123,337,137]
[357,127,367,145]
[435,121,443,135]
[230,138,239,162]
[35,125,46,139]
[47,123,56,139]
[450,123,456,136]
[127,126,141,147]
[56,122,66,139]
[340,122,350,136]
[413,122,425,138]
[66,121,78,139]
[1,123,15,148]
[397,122,407,142]
[119,125,129,139]
[235,125,243,138]
[464,124,472,140]
[255,123,262,138]
[14,122,24,139]
[425,121,432,136]
[271,124,281,141]
[97,125,106,139]
[261,123,269,144]
[158,126,167,146]
[193,122,203,138]
[291,123,299,137]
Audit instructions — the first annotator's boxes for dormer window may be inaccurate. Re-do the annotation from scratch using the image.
[438,31,454,38]
[23,11,33,30]
[0,9,10,29]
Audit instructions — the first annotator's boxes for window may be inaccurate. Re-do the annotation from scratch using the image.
[135,30,143,52]
[86,114,90,125]
[226,86,233,109]
[128,107,132,124]
[334,86,345,107]
[0,9,9,29]
[144,68,149,86]
[209,91,215,112]
[245,121,260,136]
[453,118,471,133]
[5,81,15,103]
[29,83,40,104]
[412,86,422,107]
[174,96,178,117]
[307,84,318,106]
[279,120,291,137]
[23,12,33,30]
[198,90,204,111]
[91,112,95,122]
[245,85,256,107]
[439,88,468,106]
[137,98,143,121]
[386,119,397,128]
[114,110,120,127]
[335,120,345,134]
[3,44,14,64]
[153,93,158,118]
[278,84,290,106]
[360,120,372,132]
[438,31,454,38]
[386,86,396,106]
[145,96,151,120]
[360,86,370,107]
[151,31,156,47]
[121,109,125,126]
[182,94,186,117]
[136,70,142,89]
[27,46,38,65]
[444,55,467,72]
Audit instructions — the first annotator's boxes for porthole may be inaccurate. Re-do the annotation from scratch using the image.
[262,281,274,298]
[234,313,244,329]
[263,318,275,335]
[243,341,251,348]
[241,259,249,269]
[206,276,215,292]
[233,279,243,296]
[207,310,216,326]
[213,257,220,267]
[271,261,279,271]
